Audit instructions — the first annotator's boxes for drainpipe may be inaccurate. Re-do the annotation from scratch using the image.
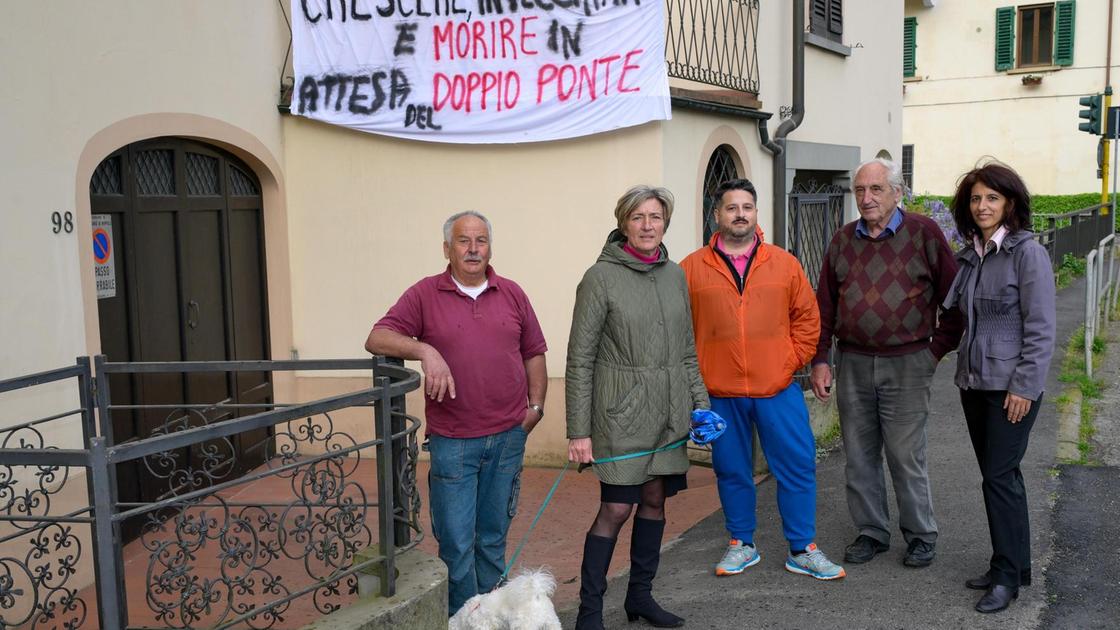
[758,0,805,248]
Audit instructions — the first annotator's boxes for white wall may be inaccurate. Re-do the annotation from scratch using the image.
[0,1,289,386]
[756,1,903,167]
[0,6,293,585]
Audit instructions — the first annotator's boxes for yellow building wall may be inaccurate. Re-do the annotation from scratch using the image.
[903,0,1117,194]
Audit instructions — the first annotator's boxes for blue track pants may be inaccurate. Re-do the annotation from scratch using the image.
[710,382,817,549]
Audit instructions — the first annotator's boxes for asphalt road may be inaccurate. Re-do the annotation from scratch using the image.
[1040,308,1120,630]
[560,277,1090,629]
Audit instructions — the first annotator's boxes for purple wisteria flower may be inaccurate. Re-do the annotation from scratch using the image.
[926,199,966,251]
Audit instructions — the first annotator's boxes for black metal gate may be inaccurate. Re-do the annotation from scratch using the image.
[788,182,845,288]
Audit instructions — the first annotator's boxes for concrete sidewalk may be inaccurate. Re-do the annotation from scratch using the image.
[557,277,1087,630]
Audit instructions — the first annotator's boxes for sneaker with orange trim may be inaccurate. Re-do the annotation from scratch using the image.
[715,539,760,576]
[785,543,846,580]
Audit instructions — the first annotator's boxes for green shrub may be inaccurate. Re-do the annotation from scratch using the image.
[1061,253,1087,276]
[905,195,953,216]
[913,192,1113,232]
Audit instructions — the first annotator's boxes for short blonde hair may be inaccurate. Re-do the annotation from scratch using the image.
[613,185,675,230]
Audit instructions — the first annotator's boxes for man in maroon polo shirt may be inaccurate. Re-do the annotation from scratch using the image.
[364,210,548,615]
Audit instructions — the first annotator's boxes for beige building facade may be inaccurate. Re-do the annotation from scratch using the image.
[903,0,1116,196]
[1,0,900,466]
[0,2,901,621]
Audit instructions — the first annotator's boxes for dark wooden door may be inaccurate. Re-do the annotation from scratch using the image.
[90,138,271,538]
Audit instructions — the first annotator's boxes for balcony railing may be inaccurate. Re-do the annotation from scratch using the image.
[665,0,760,95]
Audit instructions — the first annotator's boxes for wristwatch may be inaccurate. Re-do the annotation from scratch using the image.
[528,403,544,419]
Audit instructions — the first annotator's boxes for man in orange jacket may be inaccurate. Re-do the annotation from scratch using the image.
[681,179,844,581]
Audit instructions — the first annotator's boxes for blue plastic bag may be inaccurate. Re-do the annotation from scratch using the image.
[690,409,727,445]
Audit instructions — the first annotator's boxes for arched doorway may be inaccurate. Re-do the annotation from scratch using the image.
[90,137,271,537]
[702,145,741,243]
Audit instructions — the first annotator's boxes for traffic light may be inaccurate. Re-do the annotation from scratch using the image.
[1080,94,1103,135]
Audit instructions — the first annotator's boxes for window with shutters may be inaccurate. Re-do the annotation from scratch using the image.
[901,145,914,193]
[810,0,843,45]
[903,17,917,78]
[1019,4,1055,67]
[995,2,1075,71]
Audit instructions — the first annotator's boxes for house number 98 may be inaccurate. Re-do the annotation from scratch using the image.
[52,211,74,234]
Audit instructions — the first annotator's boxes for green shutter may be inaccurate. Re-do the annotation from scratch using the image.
[903,17,917,78]
[995,6,1015,71]
[1055,1,1076,66]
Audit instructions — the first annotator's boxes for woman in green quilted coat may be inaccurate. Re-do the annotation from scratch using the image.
[567,185,710,630]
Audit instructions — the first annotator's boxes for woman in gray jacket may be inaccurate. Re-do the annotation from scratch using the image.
[945,162,1056,614]
[567,185,709,630]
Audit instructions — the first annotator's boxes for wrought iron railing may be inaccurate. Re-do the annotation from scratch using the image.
[0,359,97,630]
[665,0,760,94]
[0,356,421,630]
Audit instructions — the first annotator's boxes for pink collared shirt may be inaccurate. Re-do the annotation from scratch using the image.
[715,233,759,277]
[973,225,1010,258]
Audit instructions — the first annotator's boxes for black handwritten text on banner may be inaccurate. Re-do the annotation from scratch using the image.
[291,0,670,143]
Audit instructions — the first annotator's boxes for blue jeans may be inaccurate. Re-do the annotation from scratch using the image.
[428,425,526,615]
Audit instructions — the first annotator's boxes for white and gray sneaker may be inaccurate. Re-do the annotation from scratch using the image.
[785,543,846,580]
[715,539,761,576]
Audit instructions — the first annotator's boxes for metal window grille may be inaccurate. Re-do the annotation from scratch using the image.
[185,152,220,196]
[135,149,176,196]
[228,164,261,197]
[702,146,740,243]
[902,145,915,193]
[788,181,845,289]
[91,155,123,195]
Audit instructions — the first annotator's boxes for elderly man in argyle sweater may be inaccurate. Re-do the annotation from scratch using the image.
[810,158,963,569]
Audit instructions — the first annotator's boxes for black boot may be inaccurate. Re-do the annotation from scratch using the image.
[624,517,684,628]
[575,533,617,630]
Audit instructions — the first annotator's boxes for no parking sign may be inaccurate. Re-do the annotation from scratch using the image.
[92,214,116,299]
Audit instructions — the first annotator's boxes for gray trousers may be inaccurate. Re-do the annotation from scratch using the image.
[836,349,938,545]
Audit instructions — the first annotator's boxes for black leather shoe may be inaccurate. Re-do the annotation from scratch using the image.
[975,585,1018,613]
[844,535,889,564]
[903,539,936,568]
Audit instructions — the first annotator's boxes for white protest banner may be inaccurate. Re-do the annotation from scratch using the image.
[291,0,670,143]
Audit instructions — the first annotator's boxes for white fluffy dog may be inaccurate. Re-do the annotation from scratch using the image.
[448,569,562,630]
